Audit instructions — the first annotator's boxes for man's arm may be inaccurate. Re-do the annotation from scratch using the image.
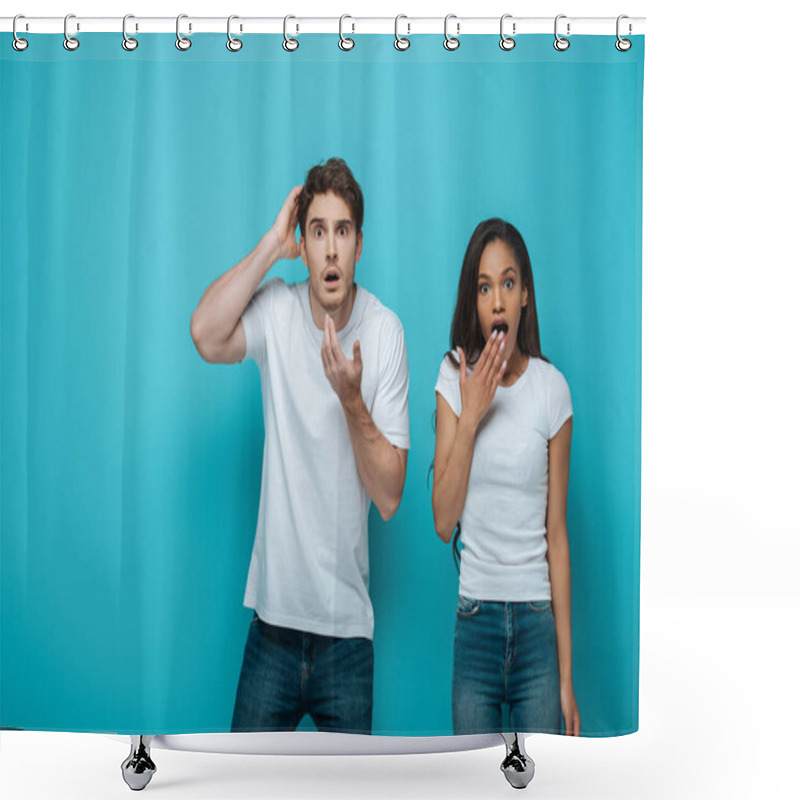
[320,315,408,521]
[190,186,302,364]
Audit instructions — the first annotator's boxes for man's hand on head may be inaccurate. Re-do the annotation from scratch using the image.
[271,185,303,261]
[321,314,364,411]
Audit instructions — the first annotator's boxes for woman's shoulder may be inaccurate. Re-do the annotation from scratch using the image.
[437,349,461,377]
[531,356,569,387]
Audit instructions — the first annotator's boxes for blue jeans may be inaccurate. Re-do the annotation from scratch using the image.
[231,613,374,734]
[452,597,561,735]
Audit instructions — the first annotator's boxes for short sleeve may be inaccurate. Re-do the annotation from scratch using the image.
[435,352,462,417]
[547,366,573,439]
[371,315,410,450]
[241,278,285,367]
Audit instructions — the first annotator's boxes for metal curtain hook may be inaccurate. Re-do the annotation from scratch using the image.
[499,14,515,51]
[64,13,79,51]
[12,14,29,51]
[176,14,191,51]
[283,15,299,51]
[394,14,410,51]
[444,14,460,51]
[227,15,243,51]
[554,14,570,51]
[616,15,632,51]
[122,14,138,51]
[339,14,354,51]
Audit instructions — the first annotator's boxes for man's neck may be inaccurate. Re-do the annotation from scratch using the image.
[308,283,358,331]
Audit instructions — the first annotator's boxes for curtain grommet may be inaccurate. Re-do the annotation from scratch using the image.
[615,15,632,51]
[283,15,299,52]
[176,14,192,51]
[122,14,138,51]
[12,15,29,51]
[63,13,80,51]
[394,15,410,51]
[499,14,516,51]
[443,14,460,51]
[554,14,570,51]
[226,15,243,52]
[339,15,355,51]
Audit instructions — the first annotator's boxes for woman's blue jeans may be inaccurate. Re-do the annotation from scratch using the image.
[452,597,561,735]
[231,613,374,734]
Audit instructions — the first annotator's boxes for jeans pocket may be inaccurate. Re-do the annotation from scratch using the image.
[526,600,552,613]
[457,595,481,618]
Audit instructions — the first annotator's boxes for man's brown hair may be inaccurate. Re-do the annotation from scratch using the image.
[297,158,364,237]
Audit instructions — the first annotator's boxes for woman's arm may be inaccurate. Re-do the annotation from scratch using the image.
[431,394,477,541]
[432,336,506,541]
[545,416,581,736]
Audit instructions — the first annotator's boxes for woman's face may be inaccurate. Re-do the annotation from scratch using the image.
[476,239,528,360]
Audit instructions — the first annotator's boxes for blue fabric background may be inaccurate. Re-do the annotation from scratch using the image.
[1,33,643,736]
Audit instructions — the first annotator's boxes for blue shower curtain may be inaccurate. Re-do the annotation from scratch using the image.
[1,32,643,736]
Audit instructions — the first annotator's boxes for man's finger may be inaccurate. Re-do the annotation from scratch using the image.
[328,317,347,366]
[353,339,362,368]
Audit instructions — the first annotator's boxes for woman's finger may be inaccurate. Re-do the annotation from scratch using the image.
[458,347,467,387]
[475,330,497,375]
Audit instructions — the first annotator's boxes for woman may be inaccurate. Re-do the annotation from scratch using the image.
[432,218,580,736]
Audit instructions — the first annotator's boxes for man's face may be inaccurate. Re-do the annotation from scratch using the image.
[300,191,362,319]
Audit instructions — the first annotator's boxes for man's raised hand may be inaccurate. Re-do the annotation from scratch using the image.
[270,185,303,261]
[321,314,364,410]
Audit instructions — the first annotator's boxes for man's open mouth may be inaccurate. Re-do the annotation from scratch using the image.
[324,270,340,285]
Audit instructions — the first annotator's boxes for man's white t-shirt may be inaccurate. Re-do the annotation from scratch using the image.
[435,352,573,602]
[241,278,410,640]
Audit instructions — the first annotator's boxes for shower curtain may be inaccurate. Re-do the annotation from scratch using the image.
[1,30,644,737]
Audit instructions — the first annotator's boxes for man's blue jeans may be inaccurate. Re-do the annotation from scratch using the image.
[452,597,561,735]
[231,613,374,734]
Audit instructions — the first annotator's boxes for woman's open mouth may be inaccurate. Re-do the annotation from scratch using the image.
[491,321,509,336]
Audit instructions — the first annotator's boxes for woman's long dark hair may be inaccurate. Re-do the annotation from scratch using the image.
[448,218,546,368]
[444,218,548,568]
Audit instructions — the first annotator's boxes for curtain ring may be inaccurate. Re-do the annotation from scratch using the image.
[122,14,138,51]
[553,14,570,51]
[12,14,29,52]
[176,14,192,51]
[283,15,299,51]
[616,15,632,51]
[63,13,80,51]
[227,15,243,52]
[394,15,410,51]
[443,14,460,51]
[499,14,515,51]
[339,14,354,51]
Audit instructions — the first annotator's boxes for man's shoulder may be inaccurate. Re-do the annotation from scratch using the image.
[358,286,404,338]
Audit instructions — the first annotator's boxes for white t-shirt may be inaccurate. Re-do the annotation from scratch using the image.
[241,278,410,639]
[435,352,573,602]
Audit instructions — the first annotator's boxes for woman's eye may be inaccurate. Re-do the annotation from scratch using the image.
[504,278,514,289]
[479,284,489,295]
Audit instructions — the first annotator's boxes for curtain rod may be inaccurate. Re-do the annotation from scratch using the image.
[1,16,646,36]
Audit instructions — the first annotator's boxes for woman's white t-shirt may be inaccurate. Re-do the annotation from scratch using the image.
[435,352,573,602]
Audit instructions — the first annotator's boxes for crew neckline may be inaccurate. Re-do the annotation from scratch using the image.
[497,354,533,395]
[300,280,367,344]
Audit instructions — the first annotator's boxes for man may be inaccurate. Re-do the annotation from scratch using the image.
[190,158,409,734]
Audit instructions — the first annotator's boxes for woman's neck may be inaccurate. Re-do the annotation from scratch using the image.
[500,344,529,387]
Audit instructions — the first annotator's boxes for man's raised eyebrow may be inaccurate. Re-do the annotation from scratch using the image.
[308,217,354,227]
